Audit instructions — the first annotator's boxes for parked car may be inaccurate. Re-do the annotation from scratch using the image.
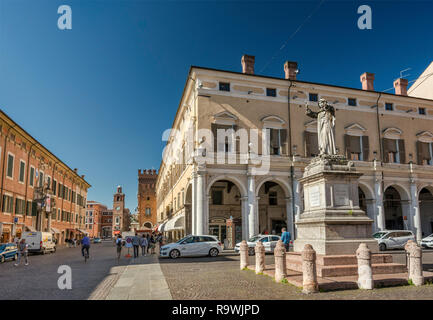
[234,235,282,256]
[159,235,222,259]
[421,234,433,248]
[373,230,415,251]
[0,243,18,263]
[21,231,56,254]
[93,237,102,244]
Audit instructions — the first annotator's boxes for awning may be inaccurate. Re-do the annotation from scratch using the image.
[164,213,185,232]
[158,222,167,233]
[51,227,61,234]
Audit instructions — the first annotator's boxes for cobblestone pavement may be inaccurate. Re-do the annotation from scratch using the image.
[0,241,131,300]
[159,250,433,300]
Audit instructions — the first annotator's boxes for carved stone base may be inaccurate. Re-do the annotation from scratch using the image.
[294,154,378,255]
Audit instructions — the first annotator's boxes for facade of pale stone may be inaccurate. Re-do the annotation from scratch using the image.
[156,55,433,246]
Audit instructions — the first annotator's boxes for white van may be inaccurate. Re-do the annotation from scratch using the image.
[22,231,56,254]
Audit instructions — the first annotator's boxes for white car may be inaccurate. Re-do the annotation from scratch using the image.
[421,234,433,248]
[373,230,415,251]
[159,235,222,259]
[234,235,281,256]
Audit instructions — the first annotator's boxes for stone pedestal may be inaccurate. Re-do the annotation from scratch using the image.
[294,155,379,255]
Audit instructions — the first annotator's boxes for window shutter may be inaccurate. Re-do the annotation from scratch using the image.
[362,136,369,161]
[416,141,423,165]
[344,134,351,158]
[304,131,311,157]
[382,138,389,163]
[280,129,287,155]
[270,128,279,148]
[398,139,405,164]
[32,201,38,216]
[211,123,217,153]
[311,132,319,156]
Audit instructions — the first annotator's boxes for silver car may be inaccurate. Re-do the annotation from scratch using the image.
[421,234,433,248]
[373,230,415,251]
[234,235,281,256]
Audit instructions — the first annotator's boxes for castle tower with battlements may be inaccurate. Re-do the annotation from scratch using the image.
[138,169,158,230]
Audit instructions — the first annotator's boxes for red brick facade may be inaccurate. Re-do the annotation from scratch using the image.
[0,110,90,244]
[86,201,107,238]
[138,169,157,230]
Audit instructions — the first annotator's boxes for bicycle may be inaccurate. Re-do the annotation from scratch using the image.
[82,245,90,263]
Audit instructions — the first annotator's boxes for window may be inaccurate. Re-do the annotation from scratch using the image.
[266,88,276,97]
[29,167,35,186]
[416,141,433,165]
[219,82,230,92]
[212,190,223,205]
[19,161,25,183]
[6,154,14,178]
[39,171,44,187]
[269,191,278,206]
[2,195,13,213]
[145,208,151,216]
[309,93,318,102]
[52,179,57,194]
[345,135,369,161]
[385,103,393,111]
[268,128,287,155]
[383,138,405,163]
[348,98,357,106]
[419,108,426,115]
[15,198,26,215]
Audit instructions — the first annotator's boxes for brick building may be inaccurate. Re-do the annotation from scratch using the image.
[137,169,157,231]
[112,186,130,236]
[85,201,107,238]
[0,109,90,244]
[101,209,113,238]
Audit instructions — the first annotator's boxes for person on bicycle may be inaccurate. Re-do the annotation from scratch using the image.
[81,234,90,258]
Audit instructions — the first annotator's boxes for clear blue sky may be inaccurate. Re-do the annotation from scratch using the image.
[0,0,432,212]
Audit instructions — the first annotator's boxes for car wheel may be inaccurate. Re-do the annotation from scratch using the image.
[0,255,4,263]
[209,248,219,257]
[248,247,255,256]
[379,243,386,251]
[169,249,180,259]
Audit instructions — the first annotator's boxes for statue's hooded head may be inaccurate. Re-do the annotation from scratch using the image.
[318,98,327,109]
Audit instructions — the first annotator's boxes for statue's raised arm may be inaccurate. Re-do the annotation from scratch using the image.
[305,103,318,119]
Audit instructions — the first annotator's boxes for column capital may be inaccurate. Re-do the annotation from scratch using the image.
[240,196,248,202]
[284,197,292,203]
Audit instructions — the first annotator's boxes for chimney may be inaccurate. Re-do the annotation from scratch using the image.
[241,54,255,74]
[360,72,375,91]
[284,61,298,80]
[393,78,408,96]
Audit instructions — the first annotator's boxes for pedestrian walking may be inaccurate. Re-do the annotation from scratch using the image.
[140,234,148,256]
[116,235,123,261]
[150,234,156,254]
[15,239,29,266]
[146,234,151,254]
[132,233,140,258]
[280,227,291,252]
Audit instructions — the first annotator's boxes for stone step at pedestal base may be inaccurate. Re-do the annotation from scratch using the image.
[285,252,406,277]
[246,264,433,292]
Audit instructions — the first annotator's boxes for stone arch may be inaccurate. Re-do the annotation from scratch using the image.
[142,221,153,229]
[383,184,410,230]
[418,187,433,237]
[383,183,410,200]
[255,176,291,198]
[358,181,374,199]
[206,174,247,197]
[256,177,291,236]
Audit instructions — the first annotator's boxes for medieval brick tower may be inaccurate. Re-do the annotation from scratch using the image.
[112,186,126,234]
[138,169,158,230]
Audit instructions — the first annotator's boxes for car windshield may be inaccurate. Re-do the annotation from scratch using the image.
[176,236,191,244]
[248,236,262,242]
[373,232,387,239]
